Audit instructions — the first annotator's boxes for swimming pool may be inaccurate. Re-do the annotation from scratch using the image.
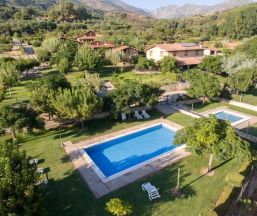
[83,123,183,181]
[211,110,250,126]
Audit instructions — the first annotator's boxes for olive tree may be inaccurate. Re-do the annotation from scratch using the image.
[0,140,42,215]
[174,116,251,172]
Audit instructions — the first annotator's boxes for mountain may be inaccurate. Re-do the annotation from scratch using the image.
[78,0,150,16]
[152,0,254,19]
[4,0,150,16]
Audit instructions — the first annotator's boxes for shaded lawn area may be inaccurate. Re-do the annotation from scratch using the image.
[1,112,241,216]
[1,80,32,105]
[0,66,174,106]
[232,87,257,106]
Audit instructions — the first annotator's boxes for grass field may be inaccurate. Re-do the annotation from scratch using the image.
[0,66,253,215]
[8,114,243,216]
[0,66,175,106]
[232,88,257,106]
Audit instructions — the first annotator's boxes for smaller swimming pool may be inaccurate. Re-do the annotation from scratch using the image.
[211,110,249,126]
[214,111,243,123]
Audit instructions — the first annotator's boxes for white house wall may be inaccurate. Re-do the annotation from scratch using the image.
[146,47,168,62]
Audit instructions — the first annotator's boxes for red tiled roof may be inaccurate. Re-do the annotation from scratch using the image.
[78,36,96,40]
[112,45,139,52]
[90,41,114,49]
[146,43,204,52]
[75,30,97,39]
[176,56,203,66]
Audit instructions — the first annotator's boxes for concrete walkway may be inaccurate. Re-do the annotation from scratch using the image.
[156,104,177,115]
[63,119,190,198]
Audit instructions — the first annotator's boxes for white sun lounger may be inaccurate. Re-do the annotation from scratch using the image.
[142,182,161,201]
[121,113,126,122]
[37,167,45,174]
[135,111,143,120]
[29,158,38,165]
[35,178,48,186]
[142,110,150,119]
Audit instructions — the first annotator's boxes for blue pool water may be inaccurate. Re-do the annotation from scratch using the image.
[85,124,178,177]
[214,111,243,123]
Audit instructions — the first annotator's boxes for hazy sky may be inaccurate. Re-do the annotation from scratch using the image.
[122,0,229,10]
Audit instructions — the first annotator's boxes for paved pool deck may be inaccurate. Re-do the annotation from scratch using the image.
[63,119,190,198]
[200,106,257,130]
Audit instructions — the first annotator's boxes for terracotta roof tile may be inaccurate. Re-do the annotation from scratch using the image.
[112,45,139,52]
[147,43,204,52]
[176,56,203,66]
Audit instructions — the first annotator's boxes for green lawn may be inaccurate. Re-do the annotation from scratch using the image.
[20,123,241,216]
[190,102,226,113]
[1,80,33,105]
[0,112,241,216]
[167,112,195,126]
[232,88,257,106]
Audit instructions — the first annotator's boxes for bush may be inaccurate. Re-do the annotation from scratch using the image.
[135,57,155,71]
[0,88,6,102]
[160,56,177,74]
[0,43,12,53]
[106,198,132,216]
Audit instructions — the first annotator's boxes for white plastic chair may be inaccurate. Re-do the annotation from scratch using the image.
[121,113,126,122]
[142,182,161,201]
[37,167,44,175]
[142,110,150,119]
[29,158,38,165]
[135,111,143,120]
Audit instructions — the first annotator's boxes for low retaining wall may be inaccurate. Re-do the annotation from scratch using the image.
[161,82,190,92]
[228,100,257,112]
[171,105,202,119]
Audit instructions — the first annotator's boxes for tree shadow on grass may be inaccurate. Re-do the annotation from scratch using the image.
[42,160,195,216]
[184,158,233,188]
[54,110,162,141]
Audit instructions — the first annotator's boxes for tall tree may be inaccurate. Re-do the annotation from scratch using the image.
[200,55,223,74]
[174,116,251,172]
[50,86,102,128]
[29,75,71,119]
[228,68,256,94]
[236,36,257,59]
[160,56,177,74]
[222,53,257,76]
[105,50,122,72]
[0,105,44,139]
[0,140,41,215]
[110,80,161,115]
[185,70,220,103]
[74,45,102,71]
[0,61,20,95]
[76,72,101,93]
[57,57,69,74]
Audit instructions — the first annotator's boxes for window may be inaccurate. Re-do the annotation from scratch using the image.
[160,51,164,57]
[149,51,153,57]
[185,51,188,56]
[173,51,177,57]
[195,50,199,56]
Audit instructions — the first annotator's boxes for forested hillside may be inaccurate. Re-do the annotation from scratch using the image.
[0,1,257,52]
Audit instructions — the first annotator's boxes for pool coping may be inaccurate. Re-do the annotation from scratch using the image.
[81,122,186,183]
[63,119,190,198]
